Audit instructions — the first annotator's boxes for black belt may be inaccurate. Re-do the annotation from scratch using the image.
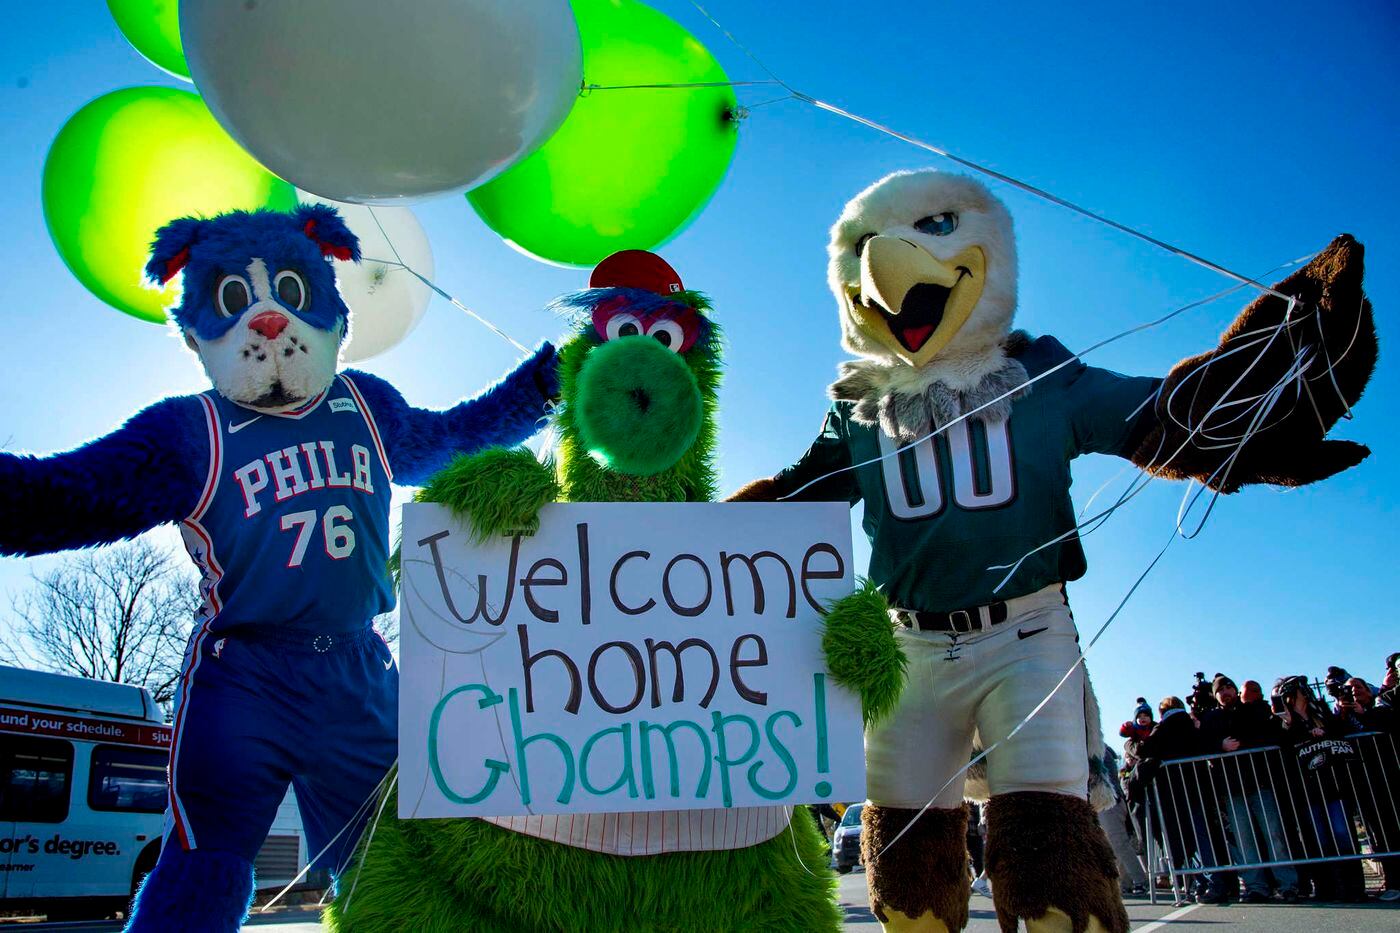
[892,600,1009,634]
[219,625,381,653]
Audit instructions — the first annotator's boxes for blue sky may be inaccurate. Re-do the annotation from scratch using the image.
[1,2,1397,750]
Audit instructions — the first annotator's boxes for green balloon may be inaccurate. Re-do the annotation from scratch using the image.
[467,0,738,267]
[108,0,189,80]
[43,87,297,324]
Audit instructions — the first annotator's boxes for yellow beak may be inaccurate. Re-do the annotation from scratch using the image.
[848,237,986,367]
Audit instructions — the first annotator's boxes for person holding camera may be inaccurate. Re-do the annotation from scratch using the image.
[1381,655,1400,714]
[1323,665,1360,717]
[1186,672,1219,719]
[1200,674,1299,902]
[1335,677,1395,734]
[1273,676,1366,902]
[1334,677,1400,901]
[1136,696,1234,903]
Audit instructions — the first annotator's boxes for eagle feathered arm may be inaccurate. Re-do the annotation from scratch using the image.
[1130,234,1376,493]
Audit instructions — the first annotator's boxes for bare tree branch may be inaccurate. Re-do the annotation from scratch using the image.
[4,538,198,708]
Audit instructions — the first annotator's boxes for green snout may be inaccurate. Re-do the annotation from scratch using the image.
[573,336,702,477]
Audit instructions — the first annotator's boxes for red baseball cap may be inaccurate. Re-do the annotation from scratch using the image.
[589,250,684,296]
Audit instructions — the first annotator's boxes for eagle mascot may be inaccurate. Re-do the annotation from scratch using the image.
[0,204,558,932]
[731,170,1376,933]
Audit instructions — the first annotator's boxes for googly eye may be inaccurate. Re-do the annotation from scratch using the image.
[914,212,958,236]
[646,318,685,352]
[274,270,307,311]
[604,313,644,342]
[215,275,251,318]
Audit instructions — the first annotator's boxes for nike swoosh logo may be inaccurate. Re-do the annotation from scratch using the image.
[1017,627,1048,640]
[228,417,260,434]
[384,658,394,671]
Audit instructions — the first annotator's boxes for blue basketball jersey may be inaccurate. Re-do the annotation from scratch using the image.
[181,375,393,634]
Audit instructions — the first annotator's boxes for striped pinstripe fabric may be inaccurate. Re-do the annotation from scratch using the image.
[482,805,790,856]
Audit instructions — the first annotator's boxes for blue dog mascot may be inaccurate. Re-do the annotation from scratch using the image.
[0,205,558,930]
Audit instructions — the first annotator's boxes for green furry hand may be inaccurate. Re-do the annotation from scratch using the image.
[822,580,907,728]
[416,447,560,541]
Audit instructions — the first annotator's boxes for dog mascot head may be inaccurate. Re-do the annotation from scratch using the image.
[146,204,361,411]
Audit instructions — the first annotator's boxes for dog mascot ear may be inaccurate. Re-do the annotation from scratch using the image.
[144,206,363,286]
[294,202,361,263]
[145,216,206,285]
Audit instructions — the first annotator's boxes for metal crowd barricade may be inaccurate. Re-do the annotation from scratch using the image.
[1138,731,1399,906]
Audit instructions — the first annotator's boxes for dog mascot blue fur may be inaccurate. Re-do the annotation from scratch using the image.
[0,204,558,931]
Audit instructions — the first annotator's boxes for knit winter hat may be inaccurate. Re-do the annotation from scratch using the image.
[1133,697,1153,720]
[1212,674,1237,694]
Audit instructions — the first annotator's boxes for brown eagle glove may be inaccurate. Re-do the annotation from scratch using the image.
[1132,234,1376,493]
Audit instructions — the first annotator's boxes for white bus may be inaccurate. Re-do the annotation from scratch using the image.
[0,666,309,920]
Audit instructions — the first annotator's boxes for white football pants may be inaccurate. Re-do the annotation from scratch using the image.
[866,583,1089,809]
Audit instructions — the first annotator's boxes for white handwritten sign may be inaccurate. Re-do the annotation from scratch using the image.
[397,501,864,819]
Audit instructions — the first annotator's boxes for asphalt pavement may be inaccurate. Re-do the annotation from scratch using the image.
[834,869,1399,930]
[7,877,1397,931]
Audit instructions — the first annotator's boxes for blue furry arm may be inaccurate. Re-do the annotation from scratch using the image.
[0,397,207,555]
[347,342,558,487]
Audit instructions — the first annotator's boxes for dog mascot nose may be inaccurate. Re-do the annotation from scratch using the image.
[248,311,289,339]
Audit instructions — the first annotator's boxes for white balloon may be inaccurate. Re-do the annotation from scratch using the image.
[298,192,435,363]
[182,0,582,204]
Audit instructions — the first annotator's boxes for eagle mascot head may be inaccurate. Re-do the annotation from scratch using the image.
[826,170,1028,440]
[146,204,361,411]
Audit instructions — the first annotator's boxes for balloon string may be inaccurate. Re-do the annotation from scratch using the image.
[789,92,1293,302]
[873,312,1329,860]
[338,768,400,919]
[872,524,1180,861]
[684,1,1294,303]
[744,93,800,112]
[985,294,1316,592]
[687,1,789,86]
[364,206,407,267]
[257,763,397,912]
[362,206,531,355]
[396,263,531,355]
[776,253,1311,502]
[581,79,780,92]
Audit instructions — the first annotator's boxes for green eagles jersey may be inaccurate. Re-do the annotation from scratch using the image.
[772,336,1162,612]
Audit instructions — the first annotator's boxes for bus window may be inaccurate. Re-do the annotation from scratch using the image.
[88,744,168,813]
[0,735,73,823]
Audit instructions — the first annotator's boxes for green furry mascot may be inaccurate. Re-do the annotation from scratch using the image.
[326,251,904,932]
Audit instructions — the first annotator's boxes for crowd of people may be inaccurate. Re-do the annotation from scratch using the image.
[1102,654,1400,905]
